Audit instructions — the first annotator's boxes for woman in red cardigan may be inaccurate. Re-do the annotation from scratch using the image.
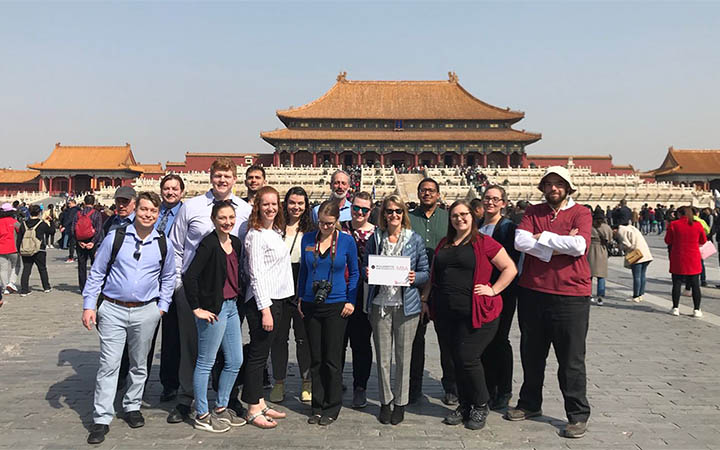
[664,206,707,317]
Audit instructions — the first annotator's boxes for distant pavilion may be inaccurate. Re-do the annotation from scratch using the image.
[261,72,541,168]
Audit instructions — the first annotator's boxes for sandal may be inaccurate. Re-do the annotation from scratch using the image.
[261,406,286,420]
[245,411,277,429]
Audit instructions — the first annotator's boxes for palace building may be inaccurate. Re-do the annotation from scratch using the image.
[261,72,541,168]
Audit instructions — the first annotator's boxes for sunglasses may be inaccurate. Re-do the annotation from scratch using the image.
[352,205,371,214]
[133,240,142,261]
[384,208,404,216]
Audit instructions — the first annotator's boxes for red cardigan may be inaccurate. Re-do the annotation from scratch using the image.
[664,217,706,275]
[430,235,503,328]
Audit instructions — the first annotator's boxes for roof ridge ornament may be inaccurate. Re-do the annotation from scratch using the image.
[337,71,348,82]
[448,71,458,83]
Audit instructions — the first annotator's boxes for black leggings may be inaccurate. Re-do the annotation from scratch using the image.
[673,274,701,310]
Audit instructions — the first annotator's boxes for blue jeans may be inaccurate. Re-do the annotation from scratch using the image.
[594,277,605,297]
[631,261,650,298]
[193,299,243,416]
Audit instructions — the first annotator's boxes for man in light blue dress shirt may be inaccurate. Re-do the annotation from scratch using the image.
[311,170,353,223]
[166,158,252,424]
[81,192,176,445]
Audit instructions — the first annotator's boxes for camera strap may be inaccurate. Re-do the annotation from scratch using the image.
[312,229,337,281]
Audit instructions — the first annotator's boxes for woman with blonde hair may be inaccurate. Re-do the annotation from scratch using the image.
[364,194,429,425]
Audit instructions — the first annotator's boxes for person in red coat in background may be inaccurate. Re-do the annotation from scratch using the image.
[665,206,707,318]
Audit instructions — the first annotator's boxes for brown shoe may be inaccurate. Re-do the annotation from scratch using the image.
[559,421,587,438]
[504,406,542,421]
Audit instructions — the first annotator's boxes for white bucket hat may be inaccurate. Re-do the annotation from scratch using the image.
[538,166,577,194]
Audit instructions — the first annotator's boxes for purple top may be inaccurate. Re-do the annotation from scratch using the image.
[223,249,240,299]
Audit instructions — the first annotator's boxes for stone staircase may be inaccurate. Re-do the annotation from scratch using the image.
[396,173,425,202]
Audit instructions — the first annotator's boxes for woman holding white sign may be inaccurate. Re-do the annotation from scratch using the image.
[423,199,516,431]
[364,194,429,426]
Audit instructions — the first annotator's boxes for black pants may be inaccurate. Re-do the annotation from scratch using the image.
[271,299,311,381]
[517,289,591,423]
[341,296,373,390]
[435,310,498,407]
[303,301,347,419]
[242,298,285,405]
[119,300,181,391]
[674,274,701,310]
[76,244,96,292]
[67,234,76,258]
[482,285,518,398]
[20,252,51,294]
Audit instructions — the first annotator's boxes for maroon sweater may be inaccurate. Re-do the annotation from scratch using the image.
[517,202,592,297]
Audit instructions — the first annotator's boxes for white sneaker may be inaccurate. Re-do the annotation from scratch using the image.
[693,309,703,318]
[2,289,8,295]
[596,297,604,306]
[7,283,17,293]
[637,295,643,302]
[671,307,680,316]
[589,297,597,304]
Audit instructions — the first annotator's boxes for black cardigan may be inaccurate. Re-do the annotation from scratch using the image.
[182,232,243,314]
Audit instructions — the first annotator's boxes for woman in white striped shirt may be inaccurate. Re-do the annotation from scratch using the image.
[242,186,294,429]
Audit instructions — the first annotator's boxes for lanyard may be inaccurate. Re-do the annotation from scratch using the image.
[312,230,337,280]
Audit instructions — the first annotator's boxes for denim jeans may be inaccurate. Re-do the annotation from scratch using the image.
[631,261,650,298]
[193,299,243,416]
[594,277,605,297]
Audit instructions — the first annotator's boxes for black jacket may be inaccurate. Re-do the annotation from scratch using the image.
[19,218,51,251]
[182,232,243,314]
[478,216,520,284]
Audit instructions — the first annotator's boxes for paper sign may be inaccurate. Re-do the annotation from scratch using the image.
[368,255,411,287]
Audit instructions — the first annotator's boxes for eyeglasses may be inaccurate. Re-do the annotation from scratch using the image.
[483,196,503,204]
[319,220,336,228]
[384,208,404,216]
[352,205,370,214]
[451,212,472,220]
[133,240,142,261]
[418,188,437,194]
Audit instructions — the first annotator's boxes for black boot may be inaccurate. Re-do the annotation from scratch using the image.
[465,404,489,430]
[378,403,392,424]
[390,405,405,425]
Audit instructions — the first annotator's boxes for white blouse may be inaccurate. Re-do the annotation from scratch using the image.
[244,227,295,310]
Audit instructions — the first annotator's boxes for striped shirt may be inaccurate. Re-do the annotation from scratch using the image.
[244,227,295,310]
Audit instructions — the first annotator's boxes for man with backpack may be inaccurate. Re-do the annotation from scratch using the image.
[81,191,176,445]
[19,204,52,296]
[71,195,104,292]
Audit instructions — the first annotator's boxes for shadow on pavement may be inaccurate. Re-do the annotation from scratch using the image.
[46,348,99,431]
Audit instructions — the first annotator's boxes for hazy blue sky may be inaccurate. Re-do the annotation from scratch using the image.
[1,1,718,171]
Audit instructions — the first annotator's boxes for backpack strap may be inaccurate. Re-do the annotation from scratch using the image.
[157,232,168,290]
[97,226,127,308]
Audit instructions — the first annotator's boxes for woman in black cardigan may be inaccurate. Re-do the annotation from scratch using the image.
[183,201,245,433]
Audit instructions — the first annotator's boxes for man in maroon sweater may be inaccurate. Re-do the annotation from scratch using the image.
[506,166,592,439]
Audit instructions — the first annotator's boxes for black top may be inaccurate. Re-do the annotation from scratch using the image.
[182,232,244,314]
[19,218,51,251]
[434,242,475,315]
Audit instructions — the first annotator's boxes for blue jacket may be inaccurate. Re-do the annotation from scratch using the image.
[363,229,430,316]
[298,231,359,305]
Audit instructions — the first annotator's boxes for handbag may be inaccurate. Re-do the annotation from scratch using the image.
[700,241,717,260]
[624,248,643,265]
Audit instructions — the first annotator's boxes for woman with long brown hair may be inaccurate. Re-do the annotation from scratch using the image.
[242,186,294,428]
[423,199,516,431]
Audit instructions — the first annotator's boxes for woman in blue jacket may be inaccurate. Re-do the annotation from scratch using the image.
[364,195,430,426]
[297,200,359,426]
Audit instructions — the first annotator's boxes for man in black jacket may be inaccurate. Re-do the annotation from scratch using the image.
[60,199,79,262]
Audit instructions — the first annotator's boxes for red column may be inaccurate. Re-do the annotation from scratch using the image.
[482,153,487,167]
[437,153,442,165]
[312,153,317,167]
[273,152,279,166]
[357,152,362,166]
[460,153,465,167]
[413,153,419,167]
[290,152,295,167]
[506,154,511,168]
[521,152,527,168]
[380,153,385,166]
[68,176,73,193]
[335,152,340,166]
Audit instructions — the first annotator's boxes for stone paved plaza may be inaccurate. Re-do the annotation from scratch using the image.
[1,233,720,449]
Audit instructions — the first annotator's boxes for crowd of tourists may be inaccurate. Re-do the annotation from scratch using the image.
[0,159,715,445]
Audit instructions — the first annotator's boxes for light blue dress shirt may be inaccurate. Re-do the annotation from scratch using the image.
[311,198,352,224]
[82,223,176,312]
[155,201,183,234]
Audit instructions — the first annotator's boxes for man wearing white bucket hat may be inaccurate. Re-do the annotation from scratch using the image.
[506,166,592,439]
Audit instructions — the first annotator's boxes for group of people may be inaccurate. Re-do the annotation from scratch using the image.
[75,160,600,446]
